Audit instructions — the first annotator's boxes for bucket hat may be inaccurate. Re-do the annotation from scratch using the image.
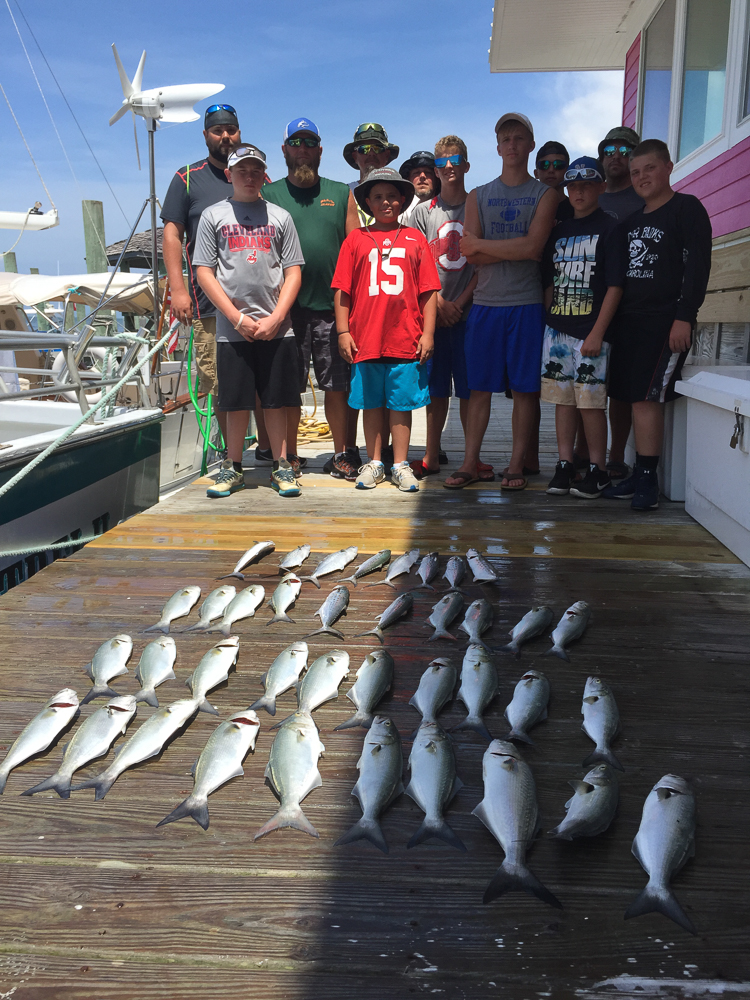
[598,126,640,159]
[399,150,436,178]
[353,167,414,214]
[343,123,399,169]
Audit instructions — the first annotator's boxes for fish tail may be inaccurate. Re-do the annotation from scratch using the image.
[134,687,159,709]
[302,626,345,641]
[216,572,244,581]
[333,711,371,731]
[340,575,357,586]
[297,576,321,589]
[267,612,296,625]
[334,816,388,854]
[254,803,318,840]
[624,882,695,935]
[70,771,117,801]
[483,861,563,909]
[248,694,276,716]
[499,642,521,659]
[544,645,569,662]
[0,770,8,795]
[353,627,383,644]
[407,817,466,852]
[507,727,535,746]
[206,621,232,637]
[412,583,435,592]
[547,823,573,841]
[142,622,169,634]
[81,684,120,705]
[21,771,72,799]
[157,794,210,830]
[583,746,623,772]
[197,698,219,716]
[428,628,457,642]
[364,580,395,590]
[451,716,493,742]
[269,712,294,731]
[180,621,209,633]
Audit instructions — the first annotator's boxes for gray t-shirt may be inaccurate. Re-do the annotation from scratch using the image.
[473,176,548,307]
[599,186,645,222]
[410,196,475,303]
[192,198,305,342]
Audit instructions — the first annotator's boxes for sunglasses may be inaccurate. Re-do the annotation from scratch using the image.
[205,104,237,116]
[537,159,567,171]
[355,122,385,136]
[602,144,633,157]
[564,166,602,182]
[354,143,387,155]
[434,154,465,167]
[286,136,320,148]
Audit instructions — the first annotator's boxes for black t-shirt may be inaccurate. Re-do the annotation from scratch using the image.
[541,207,620,341]
[598,186,645,222]
[610,192,712,329]
[555,196,574,224]
[161,157,233,318]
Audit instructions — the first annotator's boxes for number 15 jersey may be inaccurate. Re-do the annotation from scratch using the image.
[331,227,441,362]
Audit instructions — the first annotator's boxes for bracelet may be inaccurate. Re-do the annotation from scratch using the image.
[234,314,244,331]
[337,330,350,336]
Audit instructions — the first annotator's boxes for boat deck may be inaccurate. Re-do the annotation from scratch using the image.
[0,399,748,999]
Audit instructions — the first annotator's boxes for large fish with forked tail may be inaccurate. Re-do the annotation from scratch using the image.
[581,676,623,771]
[0,689,80,794]
[452,644,498,741]
[298,547,358,589]
[81,635,132,704]
[405,722,465,851]
[255,711,324,840]
[143,587,201,634]
[545,601,591,660]
[355,592,413,644]
[334,649,393,731]
[217,541,275,581]
[249,642,308,716]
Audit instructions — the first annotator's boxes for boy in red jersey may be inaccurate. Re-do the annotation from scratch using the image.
[332,167,441,491]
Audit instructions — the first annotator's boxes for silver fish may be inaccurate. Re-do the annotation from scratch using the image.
[581,676,622,771]
[414,551,440,591]
[72,697,199,800]
[23,695,137,799]
[340,549,391,586]
[466,548,499,585]
[505,669,550,745]
[279,544,311,573]
[81,634,132,704]
[157,709,261,830]
[303,586,350,640]
[409,658,457,728]
[134,637,177,708]
[366,548,420,589]
[144,586,201,634]
[298,546,358,589]
[355,591,413,644]
[426,591,464,642]
[249,641,309,716]
[459,598,493,650]
[334,649,394,731]
[625,774,696,934]
[549,763,619,841]
[335,716,403,853]
[283,649,350,721]
[181,586,236,632]
[546,600,591,660]
[472,740,562,908]
[406,721,465,851]
[442,555,466,593]
[502,606,554,658]
[0,689,80,794]
[255,710,325,839]
[207,585,265,637]
[217,540,275,581]
[267,573,302,625]
[186,636,240,715]
[453,644,498,741]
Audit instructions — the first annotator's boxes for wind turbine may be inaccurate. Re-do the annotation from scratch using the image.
[108,44,224,333]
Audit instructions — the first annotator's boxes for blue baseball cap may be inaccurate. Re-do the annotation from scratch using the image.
[284,117,320,141]
[564,156,604,184]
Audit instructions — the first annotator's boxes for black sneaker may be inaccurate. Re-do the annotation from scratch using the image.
[330,453,358,481]
[347,445,363,469]
[631,467,659,510]
[546,460,576,495]
[322,455,334,475]
[570,464,611,499]
[254,446,273,464]
[287,453,307,472]
[602,470,639,499]
[287,454,303,479]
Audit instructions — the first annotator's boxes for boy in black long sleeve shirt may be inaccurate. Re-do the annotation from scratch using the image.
[604,139,712,511]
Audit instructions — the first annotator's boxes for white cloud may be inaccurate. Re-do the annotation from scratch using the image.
[534,72,625,158]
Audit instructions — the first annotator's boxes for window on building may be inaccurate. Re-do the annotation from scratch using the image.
[743,15,750,121]
[641,0,676,143]
[678,0,731,160]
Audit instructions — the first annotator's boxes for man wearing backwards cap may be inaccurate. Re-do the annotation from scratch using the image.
[344,123,400,226]
[161,104,243,444]
[398,150,439,223]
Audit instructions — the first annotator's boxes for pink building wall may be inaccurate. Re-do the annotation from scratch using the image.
[622,35,640,130]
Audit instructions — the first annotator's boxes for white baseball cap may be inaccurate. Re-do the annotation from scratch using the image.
[227,144,267,168]
[495,113,534,138]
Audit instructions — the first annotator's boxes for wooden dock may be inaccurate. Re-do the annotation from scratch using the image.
[0,398,748,999]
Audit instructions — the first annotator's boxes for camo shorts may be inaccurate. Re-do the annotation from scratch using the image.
[540,326,610,409]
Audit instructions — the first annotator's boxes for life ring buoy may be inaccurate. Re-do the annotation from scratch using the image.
[51,346,109,404]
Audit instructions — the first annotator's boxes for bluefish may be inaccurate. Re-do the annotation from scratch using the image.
[334,649,394,731]
[185,636,240,715]
[0,689,80,794]
[453,643,498,741]
[413,552,440,591]
[207,585,265,637]
[548,763,619,841]
[267,574,302,625]
[365,548,419,589]
[355,592,413,644]
[502,606,554,658]
[279,544,311,573]
[406,721,465,851]
[546,601,591,661]
[505,669,550,745]
[442,556,466,593]
[466,549,499,585]
[255,711,325,839]
[250,642,309,716]
[303,586,350,640]
[581,675,622,771]
[340,549,391,586]
[459,598,493,650]
[426,591,464,642]
[298,546,358,588]
[134,636,177,708]
[81,634,132,704]
[144,587,201,634]
[409,658,457,729]
[217,541,275,581]
[181,586,236,633]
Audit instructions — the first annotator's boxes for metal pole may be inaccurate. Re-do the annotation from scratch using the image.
[148,119,159,334]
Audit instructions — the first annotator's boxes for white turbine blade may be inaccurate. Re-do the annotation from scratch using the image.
[111,43,133,98]
[109,103,130,126]
[148,83,224,123]
[132,110,142,171]
[132,50,146,94]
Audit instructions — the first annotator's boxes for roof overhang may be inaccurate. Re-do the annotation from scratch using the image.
[489,0,663,72]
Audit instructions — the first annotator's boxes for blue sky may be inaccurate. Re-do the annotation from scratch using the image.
[1,0,623,275]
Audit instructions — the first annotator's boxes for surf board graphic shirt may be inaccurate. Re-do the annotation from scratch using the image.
[410,196,474,305]
[192,198,305,343]
[541,208,619,342]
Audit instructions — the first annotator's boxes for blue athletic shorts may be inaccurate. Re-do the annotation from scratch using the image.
[427,322,469,399]
[465,303,545,393]
[349,359,431,411]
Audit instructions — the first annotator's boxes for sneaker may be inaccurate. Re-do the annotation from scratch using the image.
[254,446,273,464]
[631,467,659,511]
[271,459,301,498]
[288,453,307,470]
[391,461,420,493]
[206,459,245,498]
[570,464,611,499]
[330,453,358,481]
[322,455,334,475]
[546,460,576,495]
[355,460,385,490]
[347,445,363,469]
[287,454,303,479]
[602,470,639,499]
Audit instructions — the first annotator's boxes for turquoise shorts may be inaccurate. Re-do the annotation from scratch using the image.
[349,359,431,411]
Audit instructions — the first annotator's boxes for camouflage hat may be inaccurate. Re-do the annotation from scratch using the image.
[343,123,399,169]
[598,126,641,159]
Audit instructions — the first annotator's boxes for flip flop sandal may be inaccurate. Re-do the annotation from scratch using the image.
[478,468,495,482]
[500,473,528,491]
[409,460,440,481]
[443,470,480,490]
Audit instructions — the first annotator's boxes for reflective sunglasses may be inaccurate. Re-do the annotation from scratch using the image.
[537,158,567,170]
[355,122,386,136]
[286,136,320,148]
[354,143,387,155]
[434,154,466,167]
[602,144,633,157]
[564,166,602,182]
[205,104,237,116]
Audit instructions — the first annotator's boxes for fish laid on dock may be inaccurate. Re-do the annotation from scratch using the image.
[23,696,137,799]
[181,586,236,633]
[442,556,466,593]
[459,598,493,650]
[267,574,302,625]
[207,585,265,637]
[466,549,499,585]
[545,601,591,660]
[341,549,391,586]
[250,641,308,716]
[405,721,465,851]
[625,774,696,934]
[409,658,457,729]
[299,546,358,588]
[505,669,550,745]
[452,644,498,741]
[548,763,619,841]
[185,636,240,715]
[0,689,80,794]
[413,552,440,591]
[365,548,419,589]
[501,606,554,658]
[581,676,622,771]
[335,716,403,854]
[218,541,275,581]
[273,649,350,726]
[81,634,132,704]
[134,637,177,708]
[472,740,562,908]
[279,544,311,573]
[255,711,325,839]
[334,649,394,731]
[303,585,350,640]
[355,592,413,644]
[157,709,261,830]
[144,586,201,634]
[426,591,464,642]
